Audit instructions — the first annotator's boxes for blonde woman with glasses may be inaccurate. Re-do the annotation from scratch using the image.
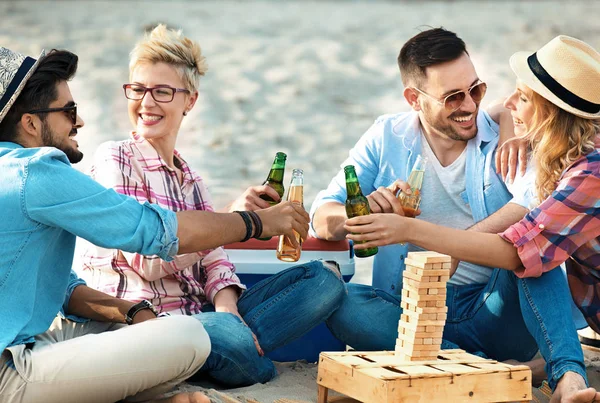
[78,24,345,388]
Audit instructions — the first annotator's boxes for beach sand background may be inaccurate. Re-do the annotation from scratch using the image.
[2,1,600,401]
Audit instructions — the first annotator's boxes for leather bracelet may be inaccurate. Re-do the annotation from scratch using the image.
[125,300,158,325]
[247,210,263,239]
[234,211,253,242]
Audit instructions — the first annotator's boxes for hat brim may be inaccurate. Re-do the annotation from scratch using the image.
[509,51,600,119]
[0,50,46,124]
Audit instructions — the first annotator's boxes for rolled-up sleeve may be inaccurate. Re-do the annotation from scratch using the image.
[23,149,179,261]
[309,119,383,236]
[61,270,88,322]
[500,160,600,278]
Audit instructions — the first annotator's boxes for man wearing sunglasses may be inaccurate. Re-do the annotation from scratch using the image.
[310,28,582,384]
[0,47,309,403]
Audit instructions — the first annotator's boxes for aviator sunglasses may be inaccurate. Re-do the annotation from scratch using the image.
[28,104,78,125]
[413,81,487,113]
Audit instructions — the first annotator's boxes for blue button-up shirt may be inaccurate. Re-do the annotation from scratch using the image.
[0,142,179,353]
[310,111,531,294]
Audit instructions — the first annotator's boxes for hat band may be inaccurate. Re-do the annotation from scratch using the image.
[0,56,37,116]
[527,53,600,114]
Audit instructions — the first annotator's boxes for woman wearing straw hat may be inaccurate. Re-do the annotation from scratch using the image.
[344,35,600,401]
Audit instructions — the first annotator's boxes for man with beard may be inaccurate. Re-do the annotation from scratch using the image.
[310,28,585,388]
[0,47,308,403]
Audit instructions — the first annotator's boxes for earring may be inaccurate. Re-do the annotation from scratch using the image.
[183,111,188,116]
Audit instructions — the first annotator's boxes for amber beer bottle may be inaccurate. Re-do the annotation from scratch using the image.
[276,169,304,262]
[260,152,287,206]
[344,165,378,258]
[397,155,427,217]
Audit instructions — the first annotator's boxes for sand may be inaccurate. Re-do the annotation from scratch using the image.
[2,1,600,401]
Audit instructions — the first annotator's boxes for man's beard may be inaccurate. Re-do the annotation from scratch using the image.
[422,103,478,142]
[41,120,84,164]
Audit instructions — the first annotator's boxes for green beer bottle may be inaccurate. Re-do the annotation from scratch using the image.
[260,152,286,206]
[257,152,286,240]
[344,165,378,258]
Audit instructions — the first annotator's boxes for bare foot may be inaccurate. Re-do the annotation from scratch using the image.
[550,371,600,403]
[152,391,211,403]
[505,357,547,387]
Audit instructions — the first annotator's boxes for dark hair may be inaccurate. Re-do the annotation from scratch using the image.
[398,28,468,87]
[0,49,78,142]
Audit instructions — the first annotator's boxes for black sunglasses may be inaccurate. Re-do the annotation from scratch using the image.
[28,104,78,125]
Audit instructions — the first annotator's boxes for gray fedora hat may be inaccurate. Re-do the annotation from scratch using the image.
[0,47,45,124]
[509,35,600,119]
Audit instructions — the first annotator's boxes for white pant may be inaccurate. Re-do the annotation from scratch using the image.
[0,315,210,403]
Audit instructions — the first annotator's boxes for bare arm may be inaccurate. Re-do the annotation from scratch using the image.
[344,213,523,271]
[406,219,523,270]
[66,285,155,324]
[177,201,309,254]
[469,203,528,233]
[312,202,348,241]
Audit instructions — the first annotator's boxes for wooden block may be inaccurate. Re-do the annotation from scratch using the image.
[404,283,430,295]
[426,325,444,333]
[402,289,446,301]
[399,327,444,340]
[412,305,448,314]
[436,300,445,307]
[442,262,452,269]
[407,251,451,264]
[428,288,438,295]
[404,258,434,269]
[437,313,447,320]
[440,275,450,282]
[423,338,433,345]
[398,323,427,334]
[408,267,451,277]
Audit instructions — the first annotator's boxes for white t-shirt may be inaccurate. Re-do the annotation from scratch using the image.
[409,138,493,285]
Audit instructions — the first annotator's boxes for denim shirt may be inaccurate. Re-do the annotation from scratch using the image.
[0,142,179,353]
[310,111,532,294]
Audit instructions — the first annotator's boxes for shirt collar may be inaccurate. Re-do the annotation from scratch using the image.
[0,141,23,149]
[129,132,195,184]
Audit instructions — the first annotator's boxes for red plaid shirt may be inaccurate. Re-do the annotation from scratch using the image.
[78,133,244,315]
[500,144,600,332]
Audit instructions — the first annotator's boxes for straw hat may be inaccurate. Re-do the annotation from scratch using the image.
[0,47,45,124]
[509,35,600,119]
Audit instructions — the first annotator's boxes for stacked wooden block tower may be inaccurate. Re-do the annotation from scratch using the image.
[316,251,533,403]
[395,251,451,361]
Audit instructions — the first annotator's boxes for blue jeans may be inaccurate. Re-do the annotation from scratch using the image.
[190,260,346,387]
[326,268,585,390]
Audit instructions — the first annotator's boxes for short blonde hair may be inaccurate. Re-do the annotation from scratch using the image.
[129,24,207,92]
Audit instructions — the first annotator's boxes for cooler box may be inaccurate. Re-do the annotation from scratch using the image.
[224,236,355,362]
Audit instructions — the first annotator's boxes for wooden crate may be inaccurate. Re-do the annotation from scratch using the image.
[317,349,532,402]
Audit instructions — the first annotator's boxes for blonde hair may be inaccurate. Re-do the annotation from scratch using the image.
[524,89,600,201]
[129,24,207,92]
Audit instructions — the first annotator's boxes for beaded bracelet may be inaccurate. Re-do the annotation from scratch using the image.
[234,211,253,242]
[247,210,263,239]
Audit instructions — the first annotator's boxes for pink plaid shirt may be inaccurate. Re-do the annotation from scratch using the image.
[78,132,244,315]
[500,143,600,331]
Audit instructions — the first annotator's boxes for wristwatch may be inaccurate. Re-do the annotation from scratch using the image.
[125,300,158,325]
